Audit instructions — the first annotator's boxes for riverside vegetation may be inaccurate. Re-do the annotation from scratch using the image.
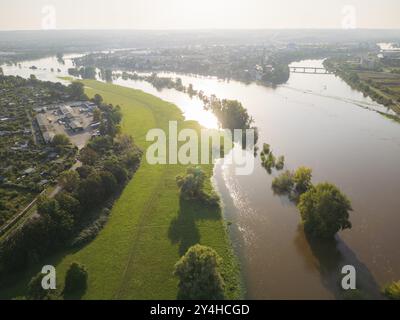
[0,79,242,300]
[0,80,143,299]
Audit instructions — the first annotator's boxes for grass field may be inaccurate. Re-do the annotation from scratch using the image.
[0,80,242,299]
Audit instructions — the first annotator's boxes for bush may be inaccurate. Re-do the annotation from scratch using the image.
[275,156,285,171]
[52,134,70,147]
[176,167,206,200]
[174,244,225,300]
[383,281,400,300]
[77,173,104,207]
[76,165,95,179]
[124,150,142,169]
[79,147,99,166]
[271,171,294,195]
[64,262,88,295]
[27,272,54,300]
[70,211,109,247]
[59,170,80,192]
[293,167,312,195]
[55,192,81,220]
[0,215,55,274]
[103,160,128,185]
[99,171,118,196]
[298,183,352,239]
[200,192,220,208]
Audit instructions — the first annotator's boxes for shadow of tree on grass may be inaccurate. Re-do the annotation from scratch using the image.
[62,284,87,300]
[168,197,221,256]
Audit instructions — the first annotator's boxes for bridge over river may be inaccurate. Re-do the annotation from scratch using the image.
[289,66,333,74]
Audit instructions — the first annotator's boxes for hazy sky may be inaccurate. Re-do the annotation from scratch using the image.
[0,0,400,30]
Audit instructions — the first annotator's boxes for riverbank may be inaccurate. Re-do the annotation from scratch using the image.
[323,58,400,118]
[0,80,242,299]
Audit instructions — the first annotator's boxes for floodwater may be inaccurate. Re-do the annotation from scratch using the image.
[2,57,400,299]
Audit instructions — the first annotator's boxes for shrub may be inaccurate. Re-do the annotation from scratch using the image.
[103,160,128,185]
[298,183,352,239]
[27,273,53,300]
[275,156,285,171]
[59,170,80,192]
[64,262,88,295]
[262,143,270,155]
[383,281,400,300]
[79,147,99,166]
[272,171,294,195]
[293,167,312,195]
[99,171,118,197]
[76,165,95,179]
[70,212,109,247]
[176,167,206,200]
[174,244,225,300]
[200,192,221,208]
[55,192,81,220]
[77,173,104,207]
[52,134,70,147]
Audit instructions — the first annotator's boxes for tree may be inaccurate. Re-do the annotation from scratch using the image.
[79,146,99,166]
[101,69,112,82]
[80,67,96,80]
[55,192,81,220]
[52,134,70,147]
[36,196,74,242]
[59,170,80,192]
[64,262,88,295]
[37,196,60,217]
[99,171,118,196]
[93,107,102,122]
[275,156,285,171]
[298,183,353,239]
[76,165,95,179]
[77,173,104,207]
[176,167,206,199]
[68,82,86,99]
[174,245,225,300]
[93,94,103,106]
[271,170,294,195]
[211,99,252,130]
[103,160,128,185]
[27,272,55,300]
[293,167,313,195]
[115,134,134,152]
[88,136,113,154]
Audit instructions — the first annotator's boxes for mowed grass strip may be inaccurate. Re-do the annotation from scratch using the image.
[53,81,242,299]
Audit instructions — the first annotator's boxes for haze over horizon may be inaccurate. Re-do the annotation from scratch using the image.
[1,0,400,31]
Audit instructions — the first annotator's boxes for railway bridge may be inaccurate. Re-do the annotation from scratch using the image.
[289,66,333,74]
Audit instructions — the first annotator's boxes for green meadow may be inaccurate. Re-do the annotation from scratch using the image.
[1,80,242,299]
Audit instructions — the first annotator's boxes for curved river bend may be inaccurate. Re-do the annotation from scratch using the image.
[3,58,400,299]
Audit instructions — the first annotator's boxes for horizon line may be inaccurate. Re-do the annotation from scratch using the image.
[1,27,400,33]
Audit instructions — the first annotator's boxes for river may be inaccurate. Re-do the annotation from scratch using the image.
[2,57,400,299]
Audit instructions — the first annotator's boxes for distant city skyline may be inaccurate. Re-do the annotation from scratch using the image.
[1,0,400,31]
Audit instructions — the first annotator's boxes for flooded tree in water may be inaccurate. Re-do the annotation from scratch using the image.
[298,183,352,239]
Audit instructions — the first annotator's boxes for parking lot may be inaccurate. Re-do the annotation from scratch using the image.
[35,102,99,149]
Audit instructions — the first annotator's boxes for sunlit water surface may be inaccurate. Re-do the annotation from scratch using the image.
[3,57,400,299]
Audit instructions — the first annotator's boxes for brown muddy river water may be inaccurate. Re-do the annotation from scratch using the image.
[3,58,400,299]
